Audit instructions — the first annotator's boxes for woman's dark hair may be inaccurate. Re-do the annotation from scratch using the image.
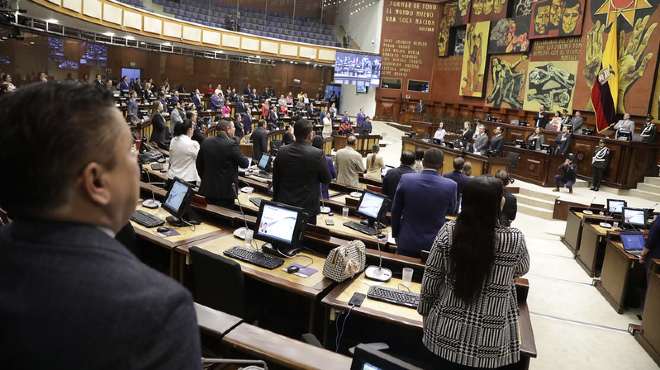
[173,119,193,137]
[450,175,503,304]
[415,149,424,161]
[312,135,324,149]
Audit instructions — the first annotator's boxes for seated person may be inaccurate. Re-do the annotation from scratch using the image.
[526,127,545,150]
[613,113,635,140]
[433,121,446,144]
[364,145,385,181]
[0,82,201,369]
[168,120,201,185]
[488,126,504,155]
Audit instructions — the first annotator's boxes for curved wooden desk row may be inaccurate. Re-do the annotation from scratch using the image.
[401,137,508,177]
[636,260,660,366]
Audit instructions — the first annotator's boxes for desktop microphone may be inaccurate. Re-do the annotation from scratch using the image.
[141,166,162,209]
[232,183,258,251]
[364,206,392,282]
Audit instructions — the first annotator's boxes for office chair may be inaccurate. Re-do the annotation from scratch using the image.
[189,246,248,320]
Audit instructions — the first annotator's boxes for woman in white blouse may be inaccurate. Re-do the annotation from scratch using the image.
[322,113,333,138]
[168,120,200,185]
[365,145,385,181]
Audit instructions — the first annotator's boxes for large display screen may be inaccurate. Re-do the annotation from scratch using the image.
[333,51,381,86]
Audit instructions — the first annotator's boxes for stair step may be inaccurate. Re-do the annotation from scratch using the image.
[515,193,556,211]
[517,203,554,220]
[645,177,660,186]
[574,179,589,188]
[638,183,660,193]
[518,188,559,202]
[629,189,660,203]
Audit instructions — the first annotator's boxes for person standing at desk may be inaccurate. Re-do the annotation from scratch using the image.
[569,110,584,133]
[149,100,170,150]
[460,121,475,147]
[209,90,221,111]
[335,135,366,187]
[613,113,635,141]
[392,149,456,258]
[168,120,200,186]
[356,107,366,128]
[365,145,385,181]
[535,105,549,128]
[590,139,610,191]
[119,75,130,91]
[433,121,446,144]
[382,151,416,200]
[273,120,331,224]
[197,120,250,207]
[495,170,517,226]
[418,176,529,370]
[0,82,201,369]
[640,216,660,276]
[472,124,489,154]
[554,126,572,156]
[640,115,656,143]
[312,135,336,200]
[526,127,545,150]
[322,111,333,138]
[444,157,469,214]
[546,111,562,132]
[127,90,140,121]
[192,88,203,111]
[251,119,269,161]
[358,115,373,136]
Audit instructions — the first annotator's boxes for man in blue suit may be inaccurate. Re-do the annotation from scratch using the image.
[391,148,457,258]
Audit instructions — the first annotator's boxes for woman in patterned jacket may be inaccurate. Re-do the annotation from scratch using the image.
[418,175,530,369]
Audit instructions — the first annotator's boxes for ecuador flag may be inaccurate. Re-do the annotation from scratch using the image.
[591,20,618,133]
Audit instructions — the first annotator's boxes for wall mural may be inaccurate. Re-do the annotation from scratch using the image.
[486,54,529,109]
[523,60,578,112]
[529,0,585,39]
[438,2,458,56]
[454,28,467,55]
[456,0,472,25]
[488,17,531,53]
[577,0,658,114]
[470,0,508,21]
[512,0,533,17]
[460,21,491,97]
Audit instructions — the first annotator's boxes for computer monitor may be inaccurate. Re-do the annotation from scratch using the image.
[258,154,271,172]
[350,345,422,370]
[163,177,194,226]
[622,207,648,229]
[255,200,306,257]
[356,191,387,227]
[606,199,627,215]
[620,232,645,252]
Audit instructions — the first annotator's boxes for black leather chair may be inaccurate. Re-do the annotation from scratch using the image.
[189,246,248,319]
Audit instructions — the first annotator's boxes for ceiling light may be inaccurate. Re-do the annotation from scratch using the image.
[162,42,171,46]
[216,50,224,53]
[103,32,115,37]
[45,18,59,24]
[125,35,135,40]
[306,61,310,64]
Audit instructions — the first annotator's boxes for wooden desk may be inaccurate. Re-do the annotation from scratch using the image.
[195,303,243,339]
[636,260,660,366]
[322,273,537,370]
[130,204,227,279]
[503,145,563,187]
[177,234,334,331]
[223,322,352,370]
[596,239,642,313]
[576,222,619,278]
[563,210,584,255]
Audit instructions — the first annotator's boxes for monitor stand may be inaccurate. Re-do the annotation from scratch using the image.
[261,242,300,258]
[166,216,187,227]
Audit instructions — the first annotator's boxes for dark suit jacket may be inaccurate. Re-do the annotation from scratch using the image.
[150,113,170,150]
[197,132,250,204]
[535,112,548,128]
[554,133,572,156]
[251,127,269,161]
[192,94,202,110]
[489,134,504,154]
[382,165,415,199]
[443,170,468,214]
[0,220,201,370]
[391,170,457,257]
[272,142,331,218]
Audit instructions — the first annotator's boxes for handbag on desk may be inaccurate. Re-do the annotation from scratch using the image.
[323,240,366,283]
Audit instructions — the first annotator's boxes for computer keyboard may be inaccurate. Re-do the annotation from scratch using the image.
[253,171,272,180]
[249,197,263,208]
[223,246,284,270]
[130,210,165,228]
[367,286,420,309]
[343,221,378,236]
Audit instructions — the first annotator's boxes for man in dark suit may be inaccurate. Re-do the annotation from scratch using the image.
[535,105,549,128]
[197,120,250,207]
[272,119,332,224]
[94,73,104,88]
[382,151,415,199]
[488,126,504,155]
[0,82,201,369]
[251,119,269,161]
[443,157,468,214]
[590,139,610,191]
[391,148,457,257]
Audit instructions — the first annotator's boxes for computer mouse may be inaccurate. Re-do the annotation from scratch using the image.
[286,265,300,274]
[328,212,334,216]
[377,234,387,239]
[157,226,171,233]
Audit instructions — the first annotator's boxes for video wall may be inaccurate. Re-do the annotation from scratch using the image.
[333,51,382,86]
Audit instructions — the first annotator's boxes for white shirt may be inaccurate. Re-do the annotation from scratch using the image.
[433,128,446,141]
[168,135,200,182]
[322,116,332,137]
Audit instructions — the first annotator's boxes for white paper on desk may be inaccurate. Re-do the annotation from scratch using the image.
[387,230,396,245]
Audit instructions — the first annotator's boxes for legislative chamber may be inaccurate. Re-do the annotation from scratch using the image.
[0,0,659,369]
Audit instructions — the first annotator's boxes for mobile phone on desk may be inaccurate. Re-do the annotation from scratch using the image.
[349,292,366,307]
[325,218,335,226]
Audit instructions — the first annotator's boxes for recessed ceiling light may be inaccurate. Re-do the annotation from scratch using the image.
[29,41,35,45]
[306,61,310,64]
[45,18,59,24]
[216,50,224,53]
[162,42,171,46]
[125,35,135,40]
[140,41,146,45]
[103,32,115,37]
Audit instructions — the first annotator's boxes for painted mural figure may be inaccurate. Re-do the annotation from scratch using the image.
[527,64,576,110]
[487,56,526,109]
